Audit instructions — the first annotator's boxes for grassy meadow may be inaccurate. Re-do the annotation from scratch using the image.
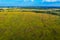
[0,8,60,40]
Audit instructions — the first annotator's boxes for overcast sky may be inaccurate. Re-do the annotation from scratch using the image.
[0,0,60,6]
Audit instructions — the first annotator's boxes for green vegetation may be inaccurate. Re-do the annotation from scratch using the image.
[0,8,60,40]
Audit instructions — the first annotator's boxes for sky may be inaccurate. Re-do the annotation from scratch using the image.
[0,0,60,6]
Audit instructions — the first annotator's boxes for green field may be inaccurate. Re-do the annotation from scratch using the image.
[0,9,60,40]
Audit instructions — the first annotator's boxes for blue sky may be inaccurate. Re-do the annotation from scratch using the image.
[0,0,60,6]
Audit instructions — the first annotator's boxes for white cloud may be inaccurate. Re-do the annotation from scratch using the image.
[43,0,57,2]
[24,0,34,2]
[31,0,34,2]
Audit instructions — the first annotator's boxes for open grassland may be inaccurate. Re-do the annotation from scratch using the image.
[0,11,60,40]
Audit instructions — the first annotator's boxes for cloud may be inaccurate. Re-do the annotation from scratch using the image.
[24,0,34,2]
[31,0,34,2]
[43,0,57,2]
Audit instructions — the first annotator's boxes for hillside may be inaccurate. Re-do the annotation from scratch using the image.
[0,11,60,40]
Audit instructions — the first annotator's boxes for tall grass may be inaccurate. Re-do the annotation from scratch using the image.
[0,12,60,40]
